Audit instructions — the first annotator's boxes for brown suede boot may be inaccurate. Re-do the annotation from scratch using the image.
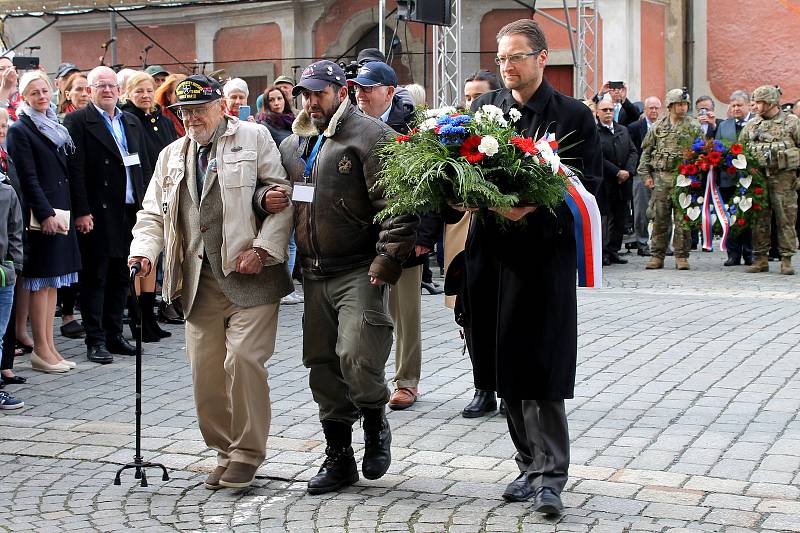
[645,257,664,269]
[746,256,769,273]
[780,257,795,275]
[219,461,258,489]
[204,465,227,490]
[675,257,690,270]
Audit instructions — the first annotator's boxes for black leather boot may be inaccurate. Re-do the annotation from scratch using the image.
[361,407,392,480]
[307,421,358,494]
[462,389,497,418]
[140,292,171,341]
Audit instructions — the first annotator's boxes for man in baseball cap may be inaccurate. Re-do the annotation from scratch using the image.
[53,62,80,104]
[144,65,169,89]
[292,60,346,97]
[348,61,398,119]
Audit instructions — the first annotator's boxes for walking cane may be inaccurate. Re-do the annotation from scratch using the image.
[114,261,169,487]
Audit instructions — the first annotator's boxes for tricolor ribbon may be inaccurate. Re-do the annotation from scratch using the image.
[700,167,730,252]
[534,134,603,288]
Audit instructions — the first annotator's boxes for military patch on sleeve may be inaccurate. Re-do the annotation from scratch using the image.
[338,155,353,174]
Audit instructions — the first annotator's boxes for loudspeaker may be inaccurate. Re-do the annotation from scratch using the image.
[397,0,452,26]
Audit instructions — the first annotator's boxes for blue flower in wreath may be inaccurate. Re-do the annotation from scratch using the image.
[692,138,705,152]
[712,140,724,152]
[435,114,470,144]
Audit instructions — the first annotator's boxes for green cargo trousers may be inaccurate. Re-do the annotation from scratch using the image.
[649,171,691,259]
[751,170,797,258]
[302,265,393,425]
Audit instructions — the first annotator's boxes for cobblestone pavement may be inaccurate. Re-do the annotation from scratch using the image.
[2,250,799,532]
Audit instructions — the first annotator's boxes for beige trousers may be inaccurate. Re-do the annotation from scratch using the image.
[388,264,423,389]
[185,265,279,467]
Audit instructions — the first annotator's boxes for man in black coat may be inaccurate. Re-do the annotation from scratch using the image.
[627,96,662,256]
[64,66,152,364]
[463,19,602,515]
[596,98,638,265]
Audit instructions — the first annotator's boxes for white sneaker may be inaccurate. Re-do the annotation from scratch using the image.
[281,292,303,305]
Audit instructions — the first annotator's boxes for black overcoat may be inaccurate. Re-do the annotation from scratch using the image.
[119,101,178,181]
[6,114,81,278]
[597,121,638,214]
[64,104,152,258]
[464,80,602,400]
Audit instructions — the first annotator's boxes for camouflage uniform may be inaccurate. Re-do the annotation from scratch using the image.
[637,91,701,265]
[739,85,800,275]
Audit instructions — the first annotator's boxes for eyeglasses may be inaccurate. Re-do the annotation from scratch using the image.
[494,50,542,65]
[175,104,213,119]
[91,83,118,91]
[597,108,615,113]
[353,85,380,93]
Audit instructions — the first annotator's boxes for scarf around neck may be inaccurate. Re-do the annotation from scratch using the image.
[19,101,75,153]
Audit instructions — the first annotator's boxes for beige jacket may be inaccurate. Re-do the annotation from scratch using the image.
[129,117,293,303]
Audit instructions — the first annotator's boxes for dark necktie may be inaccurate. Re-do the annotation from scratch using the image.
[196,143,212,197]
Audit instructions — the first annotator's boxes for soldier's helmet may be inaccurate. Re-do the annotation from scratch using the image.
[665,87,690,107]
[751,85,782,106]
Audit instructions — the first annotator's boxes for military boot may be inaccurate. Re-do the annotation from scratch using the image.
[780,257,795,275]
[361,407,392,480]
[675,257,690,270]
[645,256,664,269]
[746,256,769,273]
[307,421,358,494]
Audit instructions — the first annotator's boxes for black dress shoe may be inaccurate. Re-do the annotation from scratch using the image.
[666,249,674,256]
[602,256,611,266]
[743,256,754,266]
[106,335,136,356]
[421,281,444,295]
[502,472,536,502]
[60,320,85,339]
[498,399,506,416]
[87,344,113,364]
[533,486,564,515]
[724,256,741,267]
[1,374,27,385]
[462,390,497,418]
[637,246,652,257]
[609,254,628,265]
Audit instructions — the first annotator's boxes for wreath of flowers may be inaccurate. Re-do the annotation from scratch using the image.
[672,137,768,234]
[375,105,571,223]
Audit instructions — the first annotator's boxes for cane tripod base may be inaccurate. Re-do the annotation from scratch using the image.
[114,457,170,487]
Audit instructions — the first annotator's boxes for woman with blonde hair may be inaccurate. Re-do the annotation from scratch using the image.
[7,71,81,373]
[120,71,177,342]
[154,73,187,136]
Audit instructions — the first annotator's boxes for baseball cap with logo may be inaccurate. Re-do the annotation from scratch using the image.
[348,61,398,88]
[169,75,223,107]
[292,60,346,96]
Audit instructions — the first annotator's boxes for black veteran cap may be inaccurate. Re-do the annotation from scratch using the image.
[170,75,223,107]
[292,60,346,96]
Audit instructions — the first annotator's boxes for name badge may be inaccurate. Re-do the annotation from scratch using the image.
[292,184,315,203]
[123,153,141,167]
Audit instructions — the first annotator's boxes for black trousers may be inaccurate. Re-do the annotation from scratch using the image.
[58,284,78,316]
[720,186,753,260]
[505,399,570,494]
[79,205,136,347]
[603,194,628,257]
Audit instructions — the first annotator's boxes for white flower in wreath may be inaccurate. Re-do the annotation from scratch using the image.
[676,174,692,187]
[419,117,438,131]
[425,106,457,118]
[732,154,747,169]
[508,108,522,123]
[475,104,508,126]
[535,139,561,172]
[733,196,741,204]
[478,135,500,157]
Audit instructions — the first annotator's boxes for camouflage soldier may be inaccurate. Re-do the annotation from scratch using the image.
[739,85,800,275]
[637,88,701,270]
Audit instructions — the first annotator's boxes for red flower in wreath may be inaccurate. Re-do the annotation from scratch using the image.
[753,204,762,210]
[685,163,698,175]
[726,166,737,174]
[460,135,486,164]
[510,136,539,155]
[396,134,412,143]
[754,186,764,194]
[730,143,743,155]
[737,218,745,226]
[707,151,722,165]
[690,181,702,189]
[678,163,688,175]
[698,159,710,172]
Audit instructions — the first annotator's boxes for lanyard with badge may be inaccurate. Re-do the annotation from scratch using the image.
[292,135,324,203]
[103,112,141,168]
